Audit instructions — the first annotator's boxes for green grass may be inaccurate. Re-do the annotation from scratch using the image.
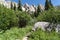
[28,29,60,40]
[0,26,32,40]
[0,26,60,40]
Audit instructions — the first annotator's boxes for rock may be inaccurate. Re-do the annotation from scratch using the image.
[38,4,45,12]
[22,6,25,11]
[55,24,60,32]
[46,23,54,31]
[16,39,20,40]
[24,3,36,14]
[22,37,28,40]
[0,0,18,8]
[27,5,35,14]
[32,22,50,31]
[32,22,60,32]
[24,3,30,12]
[24,3,30,8]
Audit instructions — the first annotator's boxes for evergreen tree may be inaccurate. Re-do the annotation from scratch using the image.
[45,0,50,10]
[34,8,37,17]
[37,5,41,13]
[45,0,53,10]
[34,5,41,17]
[14,3,16,11]
[18,0,22,11]
[11,1,13,9]
[49,0,53,8]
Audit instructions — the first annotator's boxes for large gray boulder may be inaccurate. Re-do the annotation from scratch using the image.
[32,22,51,31]
[32,22,60,32]
[55,24,60,32]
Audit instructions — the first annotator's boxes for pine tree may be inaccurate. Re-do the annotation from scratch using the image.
[11,1,13,9]
[14,3,16,11]
[34,5,41,17]
[37,5,41,13]
[45,0,53,10]
[45,0,50,10]
[34,8,37,17]
[49,0,53,8]
[18,0,22,11]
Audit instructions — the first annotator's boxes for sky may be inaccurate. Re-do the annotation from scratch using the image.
[12,0,60,6]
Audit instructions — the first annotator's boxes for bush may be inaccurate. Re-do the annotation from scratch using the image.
[37,9,60,24]
[0,5,18,30]
[18,11,32,27]
[0,26,32,40]
[29,29,60,40]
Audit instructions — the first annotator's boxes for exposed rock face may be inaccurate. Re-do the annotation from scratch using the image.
[22,6,25,11]
[24,3,30,8]
[28,5,36,14]
[38,4,45,12]
[23,4,45,14]
[0,1,45,13]
[0,0,5,5]
[24,3,30,12]
[0,0,18,8]
[24,3,36,14]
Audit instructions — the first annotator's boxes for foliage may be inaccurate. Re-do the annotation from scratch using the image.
[45,0,50,10]
[0,4,33,29]
[18,11,32,27]
[29,29,60,40]
[0,2,60,40]
[0,5,18,30]
[49,0,53,8]
[18,0,22,11]
[0,26,32,40]
[13,3,16,11]
[37,9,60,24]
[10,1,13,9]
[34,5,41,17]
[45,0,53,10]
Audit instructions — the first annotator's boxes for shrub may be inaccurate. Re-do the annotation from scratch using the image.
[0,5,18,30]
[29,29,60,40]
[18,11,32,27]
[37,9,60,24]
